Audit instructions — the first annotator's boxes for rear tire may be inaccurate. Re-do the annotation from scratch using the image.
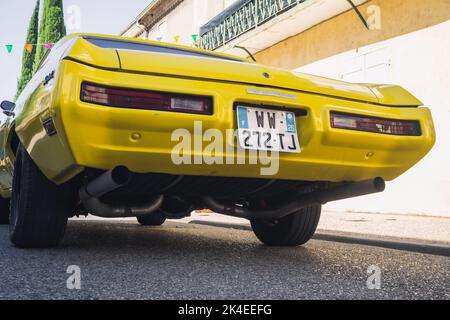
[250,205,321,246]
[9,145,76,248]
[137,211,166,226]
[0,197,10,225]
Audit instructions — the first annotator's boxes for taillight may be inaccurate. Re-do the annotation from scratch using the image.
[81,83,213,115]
[330,112,421,136]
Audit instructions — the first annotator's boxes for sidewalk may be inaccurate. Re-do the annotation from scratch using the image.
[182,210,450,245]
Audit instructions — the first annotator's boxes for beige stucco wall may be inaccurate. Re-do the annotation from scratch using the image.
[254,0,450,69]
[295,20,450,216]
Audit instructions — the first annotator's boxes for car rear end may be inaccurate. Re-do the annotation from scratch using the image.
[54,35,435,185]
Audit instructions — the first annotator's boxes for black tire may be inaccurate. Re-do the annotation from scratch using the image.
[0,197,10,225]
[250,205,321,246]
[9,145,76,248]
[137,211,166,226]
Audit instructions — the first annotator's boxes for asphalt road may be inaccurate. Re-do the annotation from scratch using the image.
[0,219,449,300]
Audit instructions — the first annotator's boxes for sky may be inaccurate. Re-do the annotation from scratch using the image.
[0,0,152,101]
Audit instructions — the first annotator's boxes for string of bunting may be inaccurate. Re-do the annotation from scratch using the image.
[158,34,199,44]
[2,34,200,54]
[2,43,54,54]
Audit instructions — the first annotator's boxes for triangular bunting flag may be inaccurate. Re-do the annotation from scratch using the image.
[192,34,198,43]
[5,45,13,53]
[174,35,180,43]
[25,44,33,53]
[44,43,53,49]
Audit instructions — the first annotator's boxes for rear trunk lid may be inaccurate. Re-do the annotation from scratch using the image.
[69,36,422,107]
[116,49,381,104]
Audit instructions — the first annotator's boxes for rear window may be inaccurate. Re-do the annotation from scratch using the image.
[84,37,246,63]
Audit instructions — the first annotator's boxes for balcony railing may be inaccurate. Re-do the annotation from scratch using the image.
[199,0,308,51]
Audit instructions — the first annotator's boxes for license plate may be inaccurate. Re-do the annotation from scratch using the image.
[236,106,301,153]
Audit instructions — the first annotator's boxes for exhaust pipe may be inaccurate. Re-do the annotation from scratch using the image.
[79,166,131,201]
[203,178,385,220]
[311,177,385,204]
[79,166,164,218]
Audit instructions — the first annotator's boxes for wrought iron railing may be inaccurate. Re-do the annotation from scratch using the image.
[199,0,308,51]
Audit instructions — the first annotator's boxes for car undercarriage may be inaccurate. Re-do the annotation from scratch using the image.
[77,166,385,221]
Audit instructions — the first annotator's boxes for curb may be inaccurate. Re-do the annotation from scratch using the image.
[189,220,450,257]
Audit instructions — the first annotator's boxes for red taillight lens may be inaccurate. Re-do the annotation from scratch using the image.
[330,112,421,136]
[81,83,213,115]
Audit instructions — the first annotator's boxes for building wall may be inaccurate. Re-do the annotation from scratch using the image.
[142,0,238,45]
[296,20,450,216]
[254,0,450,70]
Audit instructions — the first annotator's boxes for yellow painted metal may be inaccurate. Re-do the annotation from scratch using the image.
[0,34,436,190]
[68,35,121,69]
[0,118,14,198]
[362,84,424,106]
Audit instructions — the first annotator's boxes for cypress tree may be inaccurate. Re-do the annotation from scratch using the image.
[15,0,40,99]
[33,0,66,72]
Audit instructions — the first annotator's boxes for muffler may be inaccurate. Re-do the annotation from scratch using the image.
[202,178,385,220]
[79,166,164,218]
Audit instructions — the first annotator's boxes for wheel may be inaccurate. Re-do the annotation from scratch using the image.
[0,197,10,225]
[137,211,166,226]
[250,205,321,246]
[9,144,77,248]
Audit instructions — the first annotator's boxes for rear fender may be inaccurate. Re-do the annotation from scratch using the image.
[362,84,423,107]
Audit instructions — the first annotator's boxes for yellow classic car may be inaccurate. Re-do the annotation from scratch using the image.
[0,34,435,248]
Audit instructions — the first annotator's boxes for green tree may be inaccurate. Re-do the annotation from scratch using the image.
[33,0,66,72]
[15,0,40,99]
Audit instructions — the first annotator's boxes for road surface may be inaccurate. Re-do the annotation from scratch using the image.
[0,220,448,299]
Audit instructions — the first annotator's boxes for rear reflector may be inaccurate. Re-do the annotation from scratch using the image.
[81,82,213,115]
[330,112,421,136]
